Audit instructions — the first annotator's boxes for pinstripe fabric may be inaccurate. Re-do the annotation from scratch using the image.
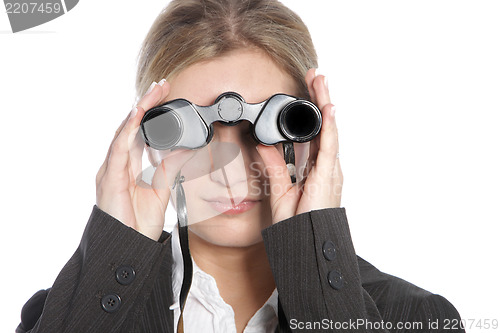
[17,206,173,333]
[17,206,464,332]
[127,235,175,333]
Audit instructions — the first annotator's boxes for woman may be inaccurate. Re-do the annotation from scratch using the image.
[17,0,463,332]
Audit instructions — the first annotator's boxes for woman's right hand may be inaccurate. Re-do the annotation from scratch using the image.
[95,80,189,241]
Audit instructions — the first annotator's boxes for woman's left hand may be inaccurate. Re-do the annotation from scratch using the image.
[256,68,343,224]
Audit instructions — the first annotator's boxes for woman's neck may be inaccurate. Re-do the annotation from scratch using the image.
[188,230,276,332]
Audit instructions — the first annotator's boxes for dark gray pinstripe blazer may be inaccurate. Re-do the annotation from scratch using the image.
[17,206,464,332]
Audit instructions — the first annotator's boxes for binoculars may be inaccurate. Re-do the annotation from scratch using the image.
[140,91,322,150]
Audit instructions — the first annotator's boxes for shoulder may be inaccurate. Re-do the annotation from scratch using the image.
[358,256,463,328]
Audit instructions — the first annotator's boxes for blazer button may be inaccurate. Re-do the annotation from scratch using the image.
[116,265,136,285]
[322,240,337,261]
[328,270,344,290]
[101,293,121,313]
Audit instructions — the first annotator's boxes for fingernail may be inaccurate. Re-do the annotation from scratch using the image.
[324,76,329,89]
[158,78,166,86]
[131,107,138,118]
[145,81,157,95]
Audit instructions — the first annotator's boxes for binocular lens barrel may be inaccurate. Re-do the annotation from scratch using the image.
[278,100,322,142]
[142,109,183,150]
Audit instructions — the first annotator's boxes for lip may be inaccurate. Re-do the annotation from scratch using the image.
[205,197,261,215]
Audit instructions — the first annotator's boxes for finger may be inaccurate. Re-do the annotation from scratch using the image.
[104,107,141,175]
[301,141,318,183]
[96,80,167,184]
[137,80,168,111]
[309,72,337,177]
[305,68,317,103]
[157,79,171,105]
[149,160,172,209]
[96,112,132,185]
[128,137,145,187]
[312,74,331,110]
[332,156,343,207]
[106,81,169,175]
[129,81,172,180]
[314,103,339,180]
[255,144,295,209]
[110,80,165,161]
[151,149,197,207]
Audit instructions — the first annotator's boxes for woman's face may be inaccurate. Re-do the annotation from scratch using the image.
[167,48,299,247]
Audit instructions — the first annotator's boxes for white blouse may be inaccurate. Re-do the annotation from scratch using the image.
[170,225,279,332]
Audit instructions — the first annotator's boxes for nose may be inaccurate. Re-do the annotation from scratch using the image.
[208,122,259,188]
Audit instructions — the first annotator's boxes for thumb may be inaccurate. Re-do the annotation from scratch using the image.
[150,159,172,209]
[151,149,196,207]
[255,144,296,219]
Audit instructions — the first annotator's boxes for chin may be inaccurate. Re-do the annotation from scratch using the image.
[188,211,271,247]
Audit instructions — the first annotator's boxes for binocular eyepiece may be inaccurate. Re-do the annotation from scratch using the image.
[278,99,322,142]
[140,92,322,150]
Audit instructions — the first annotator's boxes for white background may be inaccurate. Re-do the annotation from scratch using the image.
[1,1,499,332]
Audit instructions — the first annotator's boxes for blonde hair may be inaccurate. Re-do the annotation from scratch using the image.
[135,0,318,100]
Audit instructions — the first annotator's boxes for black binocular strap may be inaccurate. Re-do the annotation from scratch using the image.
[177,223,191,333]
[277,142,295,332]
[282,142,296,184]
[175,143,296,332]
[174,173,192,333]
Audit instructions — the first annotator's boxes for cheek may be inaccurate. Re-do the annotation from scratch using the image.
[177,176,214,222]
